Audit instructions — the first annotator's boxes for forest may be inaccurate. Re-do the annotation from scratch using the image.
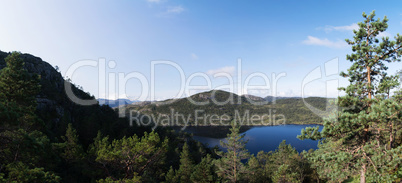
[0,11,402,183]
[122,90,335,126]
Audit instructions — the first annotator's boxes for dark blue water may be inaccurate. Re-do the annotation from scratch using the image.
[191,125,322,155]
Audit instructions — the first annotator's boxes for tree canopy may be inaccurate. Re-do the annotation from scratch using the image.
[299,11,402,182]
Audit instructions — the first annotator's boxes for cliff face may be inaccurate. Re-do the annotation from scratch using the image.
[0,51,65,123]
[0,51,64,94]
[0,51,125,145]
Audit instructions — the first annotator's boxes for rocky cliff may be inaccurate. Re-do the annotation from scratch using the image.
[0,51,128,145]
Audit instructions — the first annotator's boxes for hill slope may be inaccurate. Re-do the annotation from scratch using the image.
[122,90,336,126]
[0,51,144,146]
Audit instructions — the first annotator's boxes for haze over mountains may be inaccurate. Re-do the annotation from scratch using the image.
[100,93,313,108]
[97,98,139,108]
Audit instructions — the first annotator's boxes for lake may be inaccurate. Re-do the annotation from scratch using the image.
[185,124,322,155]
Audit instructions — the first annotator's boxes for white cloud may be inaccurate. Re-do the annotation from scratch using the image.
[167,6,184,14]
[320,23,393,39]
[320,23,359,32]
[277,89,299,97]
[191,53,198,60]
[302,36,348,49]
[377,31,391,38]
[206,66,236,76]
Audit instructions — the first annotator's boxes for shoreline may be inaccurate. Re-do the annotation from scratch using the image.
[162,123,323,128]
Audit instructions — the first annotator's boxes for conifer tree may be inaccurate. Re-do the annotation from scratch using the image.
[245,155,260,183]
[176,142,193,182]
[55,123,85,163]
[0,52,59,182]
[190,154,215,183]
[299,11,402,182]
[265,140,306,183]
[94,131,168,181]
[0,51,40,130]
[215,122,250,182]
[164,166,177,183]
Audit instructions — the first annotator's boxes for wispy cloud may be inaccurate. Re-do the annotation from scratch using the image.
[319,23,359,32]
[167,6,184,14]
[377,31,391,38]
[302,36,348,49]
[207,66,235,76]
[191,53,198,60]
[319,22,392,38]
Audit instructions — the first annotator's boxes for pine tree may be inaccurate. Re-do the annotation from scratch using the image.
[0,51,41,130]
[164,166,177,183]
[94,131,168,181]
[0,52,59,182]
[175,142,193,182]
[54,123,85,163]
[245,155,260,183]
[299,11,402,182]
[190,154,215,183]
[215,122,250,182]
[263,140,306,183]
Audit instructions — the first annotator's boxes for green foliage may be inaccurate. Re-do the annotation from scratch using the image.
[96,176,141,183]
[3,162,60,183]
[53,123,85,163]
[94,131,168,181]
[269,141,307,183]
[0,51,41,130]
[272,164,299,183]
[3,11,402,182]
[164,142,203,183]
[249,140,312,183]
[190,154,215,183]
[244,155,260,182]
[164,166,177,183]
[0,52,58,182]
[299,11,402,182]
[124,90,335,126]
[176,142,193,182]
[215,122,250,182]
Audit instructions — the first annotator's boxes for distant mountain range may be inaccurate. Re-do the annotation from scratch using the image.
[263,96,301,102]
[97,98,139,108]
[103,94,307,108]
[242,94,302,102]
[120,90,336,126]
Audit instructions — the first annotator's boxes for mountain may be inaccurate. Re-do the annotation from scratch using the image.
[263,96,301,102]
[242,94,265,101]
[0,51,146,146]
[0,50,334,132]
[122,90,336,126]
[97,98,139,108]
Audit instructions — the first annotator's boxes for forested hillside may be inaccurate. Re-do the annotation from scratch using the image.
[122,90,335,126]
[0,51,320,182]
[0,10,401,183]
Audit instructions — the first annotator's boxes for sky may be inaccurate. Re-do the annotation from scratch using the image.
[0,0,402,101]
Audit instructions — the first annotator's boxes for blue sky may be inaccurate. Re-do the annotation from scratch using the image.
[1,0,401,100]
